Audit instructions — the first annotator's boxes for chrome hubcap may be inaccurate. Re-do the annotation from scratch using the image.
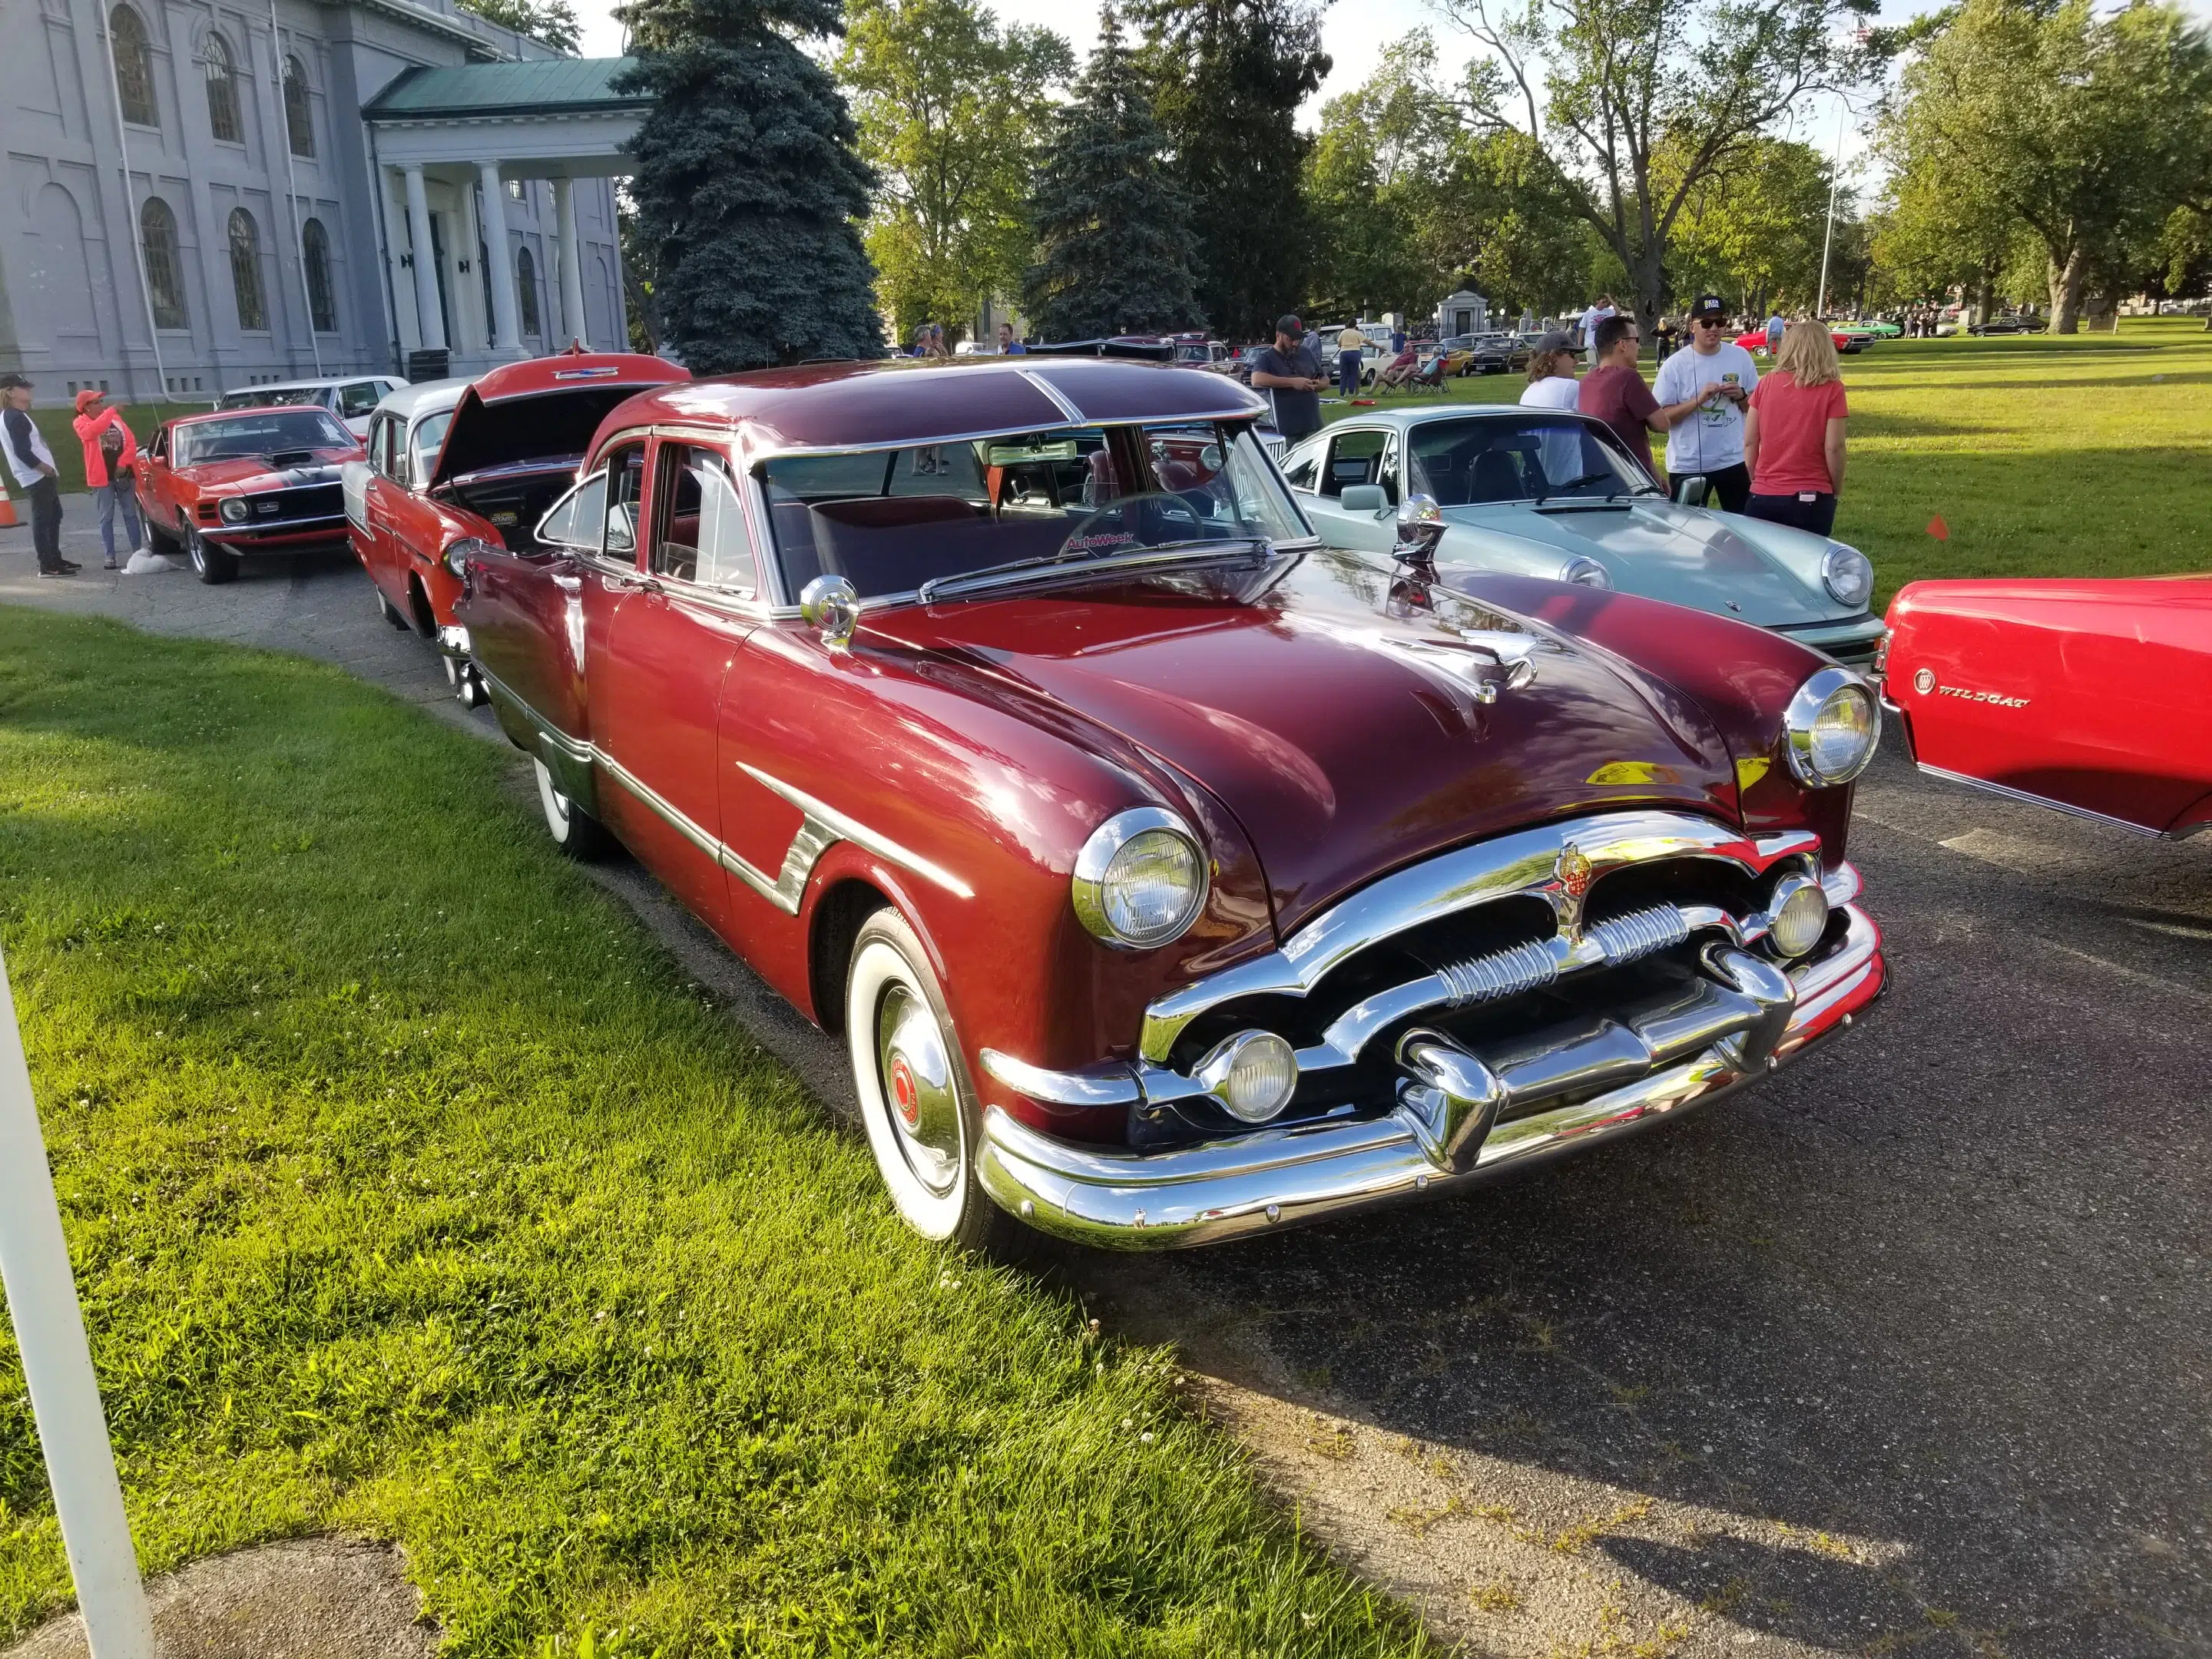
[876,982,960,1195]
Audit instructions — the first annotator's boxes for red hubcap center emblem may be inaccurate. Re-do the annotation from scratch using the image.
[889,1055,920,1128]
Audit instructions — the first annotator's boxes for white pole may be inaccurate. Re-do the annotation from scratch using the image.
[268,0,324,376]
[0,947,154,1659]
[1815,95,1848,320]
[98,13,171,402]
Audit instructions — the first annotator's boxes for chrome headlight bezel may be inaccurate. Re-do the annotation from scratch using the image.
[1071,807,1209,950]
[1558,555,1613,589]
[1783,664,1880,786]
[219,496,250,523]
[1821,543,1873,610]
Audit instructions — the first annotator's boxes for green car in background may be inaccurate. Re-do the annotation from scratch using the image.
[1832,319,1902,339]
[1283,406,1886,665]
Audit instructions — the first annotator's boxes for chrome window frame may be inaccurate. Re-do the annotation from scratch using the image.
[644,435,763,605]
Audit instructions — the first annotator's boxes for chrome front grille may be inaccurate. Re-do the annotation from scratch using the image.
[1436,936,1557,1008]
[1587,903,1693,965]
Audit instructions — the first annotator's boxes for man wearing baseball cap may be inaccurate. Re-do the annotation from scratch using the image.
[1,374,78,577]
[72,389,145,571]
[1651,294,1760,510]
[1247,315,1326,443]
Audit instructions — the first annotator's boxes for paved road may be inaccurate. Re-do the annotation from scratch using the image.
[5,523,2207,1657]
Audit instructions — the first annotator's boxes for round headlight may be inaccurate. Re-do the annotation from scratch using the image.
[1783,665,1880,786]
[219,497,250,523]
[1196,1030,1298,1124]
[1559,555,1613,589]
[1071,807,1207,949]
[1821,544,1873,609]
[1765,873,1830,959]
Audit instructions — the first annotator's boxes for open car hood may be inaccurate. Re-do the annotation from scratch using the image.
[865,550,1739,932]
[1442,501,1841,626]
[426,351,687,489]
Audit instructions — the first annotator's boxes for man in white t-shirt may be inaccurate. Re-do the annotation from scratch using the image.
[1651,293,1759,510]
[1576,293,1614,350]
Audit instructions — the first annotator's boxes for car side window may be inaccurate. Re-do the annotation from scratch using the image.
[1322,429,1388,498]
[601,442,647,563]
[407,411,452,488]
[537,470,608,552]
[339,381,380,419]
[1280,441,1320,493]
[651,442,758,597]
[148,426,167,462]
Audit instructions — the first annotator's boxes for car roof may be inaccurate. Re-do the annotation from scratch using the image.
[600,357,1267,455]
[376,378,472,422]
[171,402,356,426]
[222,375,401,396]
[1294,406,1606,437]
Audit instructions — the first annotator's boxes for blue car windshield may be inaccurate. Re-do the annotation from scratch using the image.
[1408,415,1657,507]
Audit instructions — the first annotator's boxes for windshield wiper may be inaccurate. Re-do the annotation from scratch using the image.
[919,538,1267,604]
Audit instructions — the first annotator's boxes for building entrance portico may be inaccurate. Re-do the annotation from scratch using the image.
[363,60,647,377]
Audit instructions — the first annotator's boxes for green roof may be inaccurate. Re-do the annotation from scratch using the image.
[361,58,647,121]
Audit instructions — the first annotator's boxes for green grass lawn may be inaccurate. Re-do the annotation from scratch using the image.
[0,613,1432,1657]
[1326,317,2212,607]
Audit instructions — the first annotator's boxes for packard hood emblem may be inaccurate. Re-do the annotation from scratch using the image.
[1547,843,1594,942]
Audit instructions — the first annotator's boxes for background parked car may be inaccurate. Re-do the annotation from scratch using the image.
[219,376,406,438]
[1969,315,2047,336]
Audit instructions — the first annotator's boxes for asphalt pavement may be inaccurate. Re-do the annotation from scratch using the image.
[3,522,2206,1657]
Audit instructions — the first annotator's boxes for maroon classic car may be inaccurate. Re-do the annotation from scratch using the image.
[450,358,1887,1250]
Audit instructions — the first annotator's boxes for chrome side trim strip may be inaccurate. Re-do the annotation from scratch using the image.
[980,1048,1143,1108]
[1015,368,1088,423]
[1916,763,2167,839]
[734,762,975,899]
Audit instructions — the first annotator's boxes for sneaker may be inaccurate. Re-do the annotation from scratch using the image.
[38,566,74,578]
[57,559,81,574]
[104,558,120,570]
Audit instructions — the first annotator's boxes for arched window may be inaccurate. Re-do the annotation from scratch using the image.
[283,55,313,157]
[140,197,185,328]
[303,217,336,332]
[515,245,541,336]
[111,6,157,127]
[228,207,265,330]
[200,31,240,143]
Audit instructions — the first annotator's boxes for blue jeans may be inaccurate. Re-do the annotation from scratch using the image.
[1338,349,1362,396]
[97,475,141,561]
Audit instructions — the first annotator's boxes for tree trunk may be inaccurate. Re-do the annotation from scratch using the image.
[1974,266,1995,331]
[2047,247,2087,334]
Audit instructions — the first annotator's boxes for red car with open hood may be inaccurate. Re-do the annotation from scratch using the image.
[343,347,686,701]
[137,404,363,584]
[451,356,1889,1250]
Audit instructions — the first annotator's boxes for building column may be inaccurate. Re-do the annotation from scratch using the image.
[555,176,587,349]
[478,162,522,357]
[401,165,445,352]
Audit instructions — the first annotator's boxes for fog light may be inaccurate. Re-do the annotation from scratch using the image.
[1195,1030,1298,1124]
[219,497,249,523]
[1766,873,1830,959]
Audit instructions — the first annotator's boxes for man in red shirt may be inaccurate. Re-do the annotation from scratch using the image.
[71,389,145,570]
[1576,315,1720,484]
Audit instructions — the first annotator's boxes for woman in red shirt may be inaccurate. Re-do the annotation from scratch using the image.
[1742,321,1848,536]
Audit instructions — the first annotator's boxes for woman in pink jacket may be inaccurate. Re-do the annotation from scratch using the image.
[72,389,145,570]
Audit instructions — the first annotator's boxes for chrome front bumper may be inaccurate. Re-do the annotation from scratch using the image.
[977,904,1884,1250]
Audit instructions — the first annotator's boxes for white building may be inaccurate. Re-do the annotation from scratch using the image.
[1,0,642,406]
[1435,290,1489,339]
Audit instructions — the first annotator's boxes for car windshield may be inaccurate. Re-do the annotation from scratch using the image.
[760,422,1310,602]
[221,387,324,410]
[176,409,351,464]
[1407,414,1659,507]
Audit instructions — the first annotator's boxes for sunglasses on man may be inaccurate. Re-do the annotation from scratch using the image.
[1694,317,1726,329]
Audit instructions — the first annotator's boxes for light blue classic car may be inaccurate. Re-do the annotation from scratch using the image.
[1280,406,1884,664]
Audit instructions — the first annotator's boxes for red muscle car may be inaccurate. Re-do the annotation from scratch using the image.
[1880,576,2212,837]
[137,405,364,584]
[452,357,1889,1250]
[344,348,686,702]
[1734,328,1865,356]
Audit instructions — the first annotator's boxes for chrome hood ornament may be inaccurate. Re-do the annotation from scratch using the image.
[1543,843,1595,942]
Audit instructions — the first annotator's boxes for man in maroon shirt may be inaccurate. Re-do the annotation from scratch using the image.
[1577,315,1720,483]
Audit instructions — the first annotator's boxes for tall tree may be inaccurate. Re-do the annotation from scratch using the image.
[1432,0,1877,329]
[618,0,885,371]
[455,0,580,51]
[838,0,1071,343]
[1664,137,1839,315]
[1303,35,1457,322]
[1880,0,2212,332]
[1130,0,1330,337]
[1022,9,1204,338]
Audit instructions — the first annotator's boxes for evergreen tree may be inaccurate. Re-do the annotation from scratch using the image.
[617,0,885,371]
[1130,0,1329,339]
[1022,9,1202,339]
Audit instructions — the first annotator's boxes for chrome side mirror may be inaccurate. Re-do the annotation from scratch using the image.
[1671,474,1711,508]
[1396,492,1445,567]
[799,574,859,650]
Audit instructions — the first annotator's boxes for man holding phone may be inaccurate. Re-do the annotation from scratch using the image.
[1248,314,1327,443]
[1652,293,1760,510]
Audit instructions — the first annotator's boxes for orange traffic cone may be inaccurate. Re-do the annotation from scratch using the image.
[0,472,18,529]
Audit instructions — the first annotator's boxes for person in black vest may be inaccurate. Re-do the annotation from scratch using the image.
[2,374,78,577]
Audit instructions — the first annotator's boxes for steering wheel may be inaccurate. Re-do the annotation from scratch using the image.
[1057,491,1215,560]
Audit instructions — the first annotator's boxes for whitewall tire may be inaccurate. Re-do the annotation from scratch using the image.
[532,757,611,861]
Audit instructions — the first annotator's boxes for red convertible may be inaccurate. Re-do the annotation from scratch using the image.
[1881,576,2212,837]
[137,405,363,584]
[345,348,685,700]
[452,358,1888,1250]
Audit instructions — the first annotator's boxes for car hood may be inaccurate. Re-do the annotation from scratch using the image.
[427,353,687,488]
[178,452,354,492]
[865,549,1738,932]
[1440,501,1841,626]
